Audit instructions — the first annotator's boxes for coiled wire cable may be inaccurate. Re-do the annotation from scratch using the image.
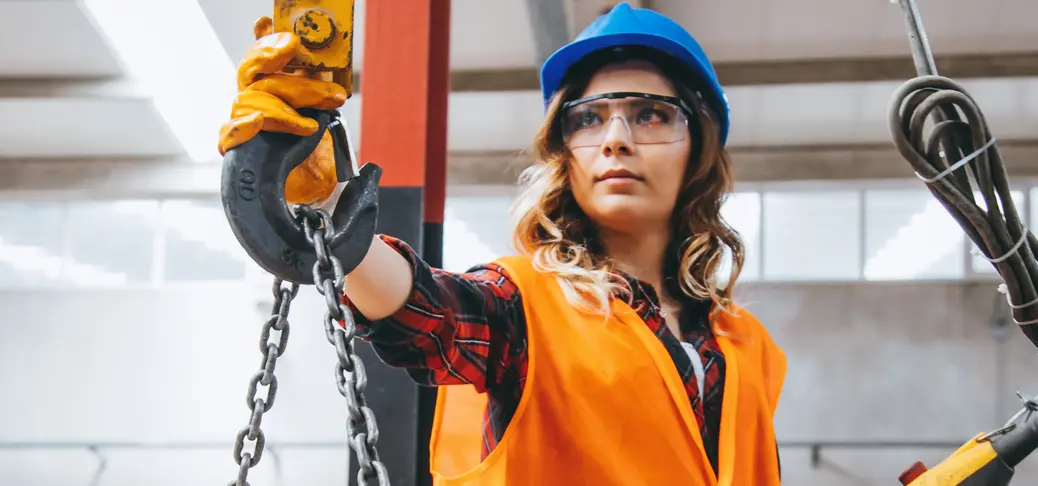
[888,75,1038,346]
[888,0,1038,469]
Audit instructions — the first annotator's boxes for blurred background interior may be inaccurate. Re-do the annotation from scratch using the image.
[1,0,1037,484]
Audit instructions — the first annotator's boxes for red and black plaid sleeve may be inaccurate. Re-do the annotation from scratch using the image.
[341,234,527,394]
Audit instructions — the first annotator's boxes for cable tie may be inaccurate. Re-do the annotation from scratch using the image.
[978,227,1030,264]
[992,282,1038,313]
[915,137,997,184]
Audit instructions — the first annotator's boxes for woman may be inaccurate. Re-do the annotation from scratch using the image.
[221,3,786,484]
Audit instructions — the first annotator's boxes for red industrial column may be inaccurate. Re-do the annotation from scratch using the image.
[357,1,451,485]
[419,5,452,485]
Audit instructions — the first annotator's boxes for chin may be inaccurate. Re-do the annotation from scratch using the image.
[586,196,663,231]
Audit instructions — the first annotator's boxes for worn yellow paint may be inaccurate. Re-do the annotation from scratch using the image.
[907,434,1000,485]
[273,0,355,96]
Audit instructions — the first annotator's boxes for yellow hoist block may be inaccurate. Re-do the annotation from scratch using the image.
[273,0,356,97]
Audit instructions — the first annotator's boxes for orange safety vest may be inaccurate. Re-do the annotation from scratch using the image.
[429,256,786,485]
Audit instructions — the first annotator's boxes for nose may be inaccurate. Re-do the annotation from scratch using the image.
[600,115,634,157]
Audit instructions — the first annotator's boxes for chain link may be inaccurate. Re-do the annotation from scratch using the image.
[228,206,388,486]
[229,278,298,486]
[299,206,389,486]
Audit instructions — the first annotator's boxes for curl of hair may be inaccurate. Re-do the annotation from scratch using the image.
[510,48,746,318]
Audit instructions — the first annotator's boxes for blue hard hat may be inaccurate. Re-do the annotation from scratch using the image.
[539,2,731,145]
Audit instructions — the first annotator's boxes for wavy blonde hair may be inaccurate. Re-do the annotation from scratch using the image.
[510,47,745,318]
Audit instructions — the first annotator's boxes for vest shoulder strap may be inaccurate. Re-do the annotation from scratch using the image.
[715,307,787,414]
[492,255,536,279]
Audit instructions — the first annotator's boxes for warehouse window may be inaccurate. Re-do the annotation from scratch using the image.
[718,192,762,283]
[970,190,1026,275]
[863,188,966,281]
[161,200,248,283]
[0,202,67,287]
[67,201,158,286]
[0,182,1034,289]
[762,190,862,281]
[442,195,517,273]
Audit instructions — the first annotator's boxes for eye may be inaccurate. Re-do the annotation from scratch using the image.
[635,107,670,126]
[570,109,603,130]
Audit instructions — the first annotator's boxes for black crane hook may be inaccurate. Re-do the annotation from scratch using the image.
[220,108,382,285]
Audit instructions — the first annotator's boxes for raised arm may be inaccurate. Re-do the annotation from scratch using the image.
[342,234,421,320]
[219,21,526,392]
[343,234,526,392]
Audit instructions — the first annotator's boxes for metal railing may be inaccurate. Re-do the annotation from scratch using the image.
[778,440,966,469]
[2,438,968,471]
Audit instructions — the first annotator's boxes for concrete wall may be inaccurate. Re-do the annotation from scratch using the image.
[742,281,1038,484]
[2,280,1037,485]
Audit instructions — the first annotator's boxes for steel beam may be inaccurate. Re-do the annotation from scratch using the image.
[0,77,150,99]
[445,141,1038,186]
[439,51,1038,91]
[4,51,1038,103]
[4,141,1038,199]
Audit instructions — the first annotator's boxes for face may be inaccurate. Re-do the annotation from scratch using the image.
[563,61,692,234]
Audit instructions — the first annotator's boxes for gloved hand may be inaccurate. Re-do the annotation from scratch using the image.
[219,16,347,205]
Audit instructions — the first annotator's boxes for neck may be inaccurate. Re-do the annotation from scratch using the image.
[598,224,672,297]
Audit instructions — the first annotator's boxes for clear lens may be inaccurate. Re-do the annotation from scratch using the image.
[560,96,688,148]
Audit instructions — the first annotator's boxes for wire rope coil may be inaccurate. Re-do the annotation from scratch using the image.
[888,74,1038,346]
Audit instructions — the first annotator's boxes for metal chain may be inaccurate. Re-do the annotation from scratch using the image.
[229,278,299,486]
[228,206,387,486]
[298,205,390,486]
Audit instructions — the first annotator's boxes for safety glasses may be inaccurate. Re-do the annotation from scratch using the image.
[559,92,694,149]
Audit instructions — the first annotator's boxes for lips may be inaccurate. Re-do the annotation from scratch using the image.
[597,168,642,182]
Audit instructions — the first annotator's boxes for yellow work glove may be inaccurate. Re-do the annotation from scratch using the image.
[219,17,347,205]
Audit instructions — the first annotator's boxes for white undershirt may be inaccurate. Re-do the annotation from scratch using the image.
[681,341,706,398]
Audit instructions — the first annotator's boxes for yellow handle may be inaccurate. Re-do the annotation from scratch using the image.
[907,434,999,485]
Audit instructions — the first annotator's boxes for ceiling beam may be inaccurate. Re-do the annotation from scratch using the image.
[0,77,150,99]
[391,51,1038,92]
[6,50,1037,103]
[445,140,1038,186]
[3,141,1038,199]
